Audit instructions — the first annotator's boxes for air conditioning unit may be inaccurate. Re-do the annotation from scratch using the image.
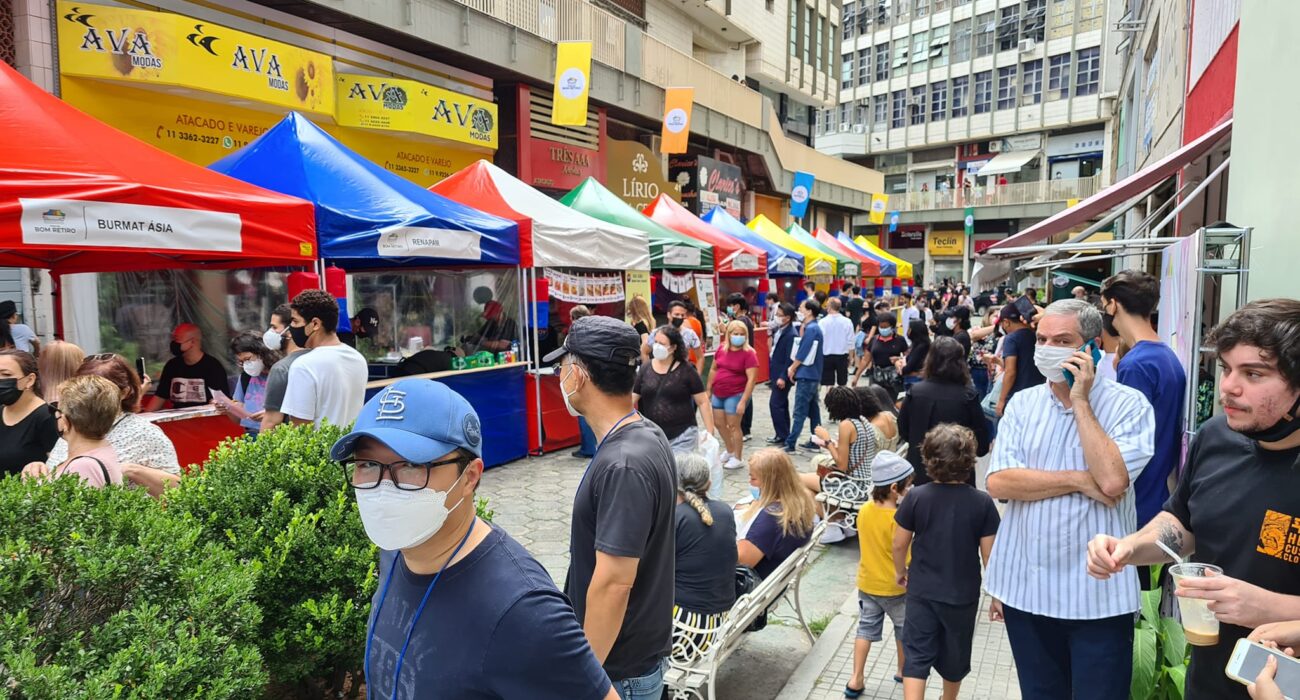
[1018,38,1037,53]
[988,140,1002,153]
[853,124,866,133]
[840,122,852,132]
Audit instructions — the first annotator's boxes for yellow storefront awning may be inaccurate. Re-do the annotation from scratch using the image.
[748,215,836,277]
[855,236,914,279]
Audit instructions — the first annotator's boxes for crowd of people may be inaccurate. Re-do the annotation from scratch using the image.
[4,267,1298,700]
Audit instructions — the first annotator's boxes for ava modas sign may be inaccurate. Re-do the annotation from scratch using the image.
[57,1,334,113]
[336,73,498,149]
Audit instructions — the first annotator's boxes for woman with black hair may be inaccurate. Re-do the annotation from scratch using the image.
[895,320,931,389]
[856,384,901,452]
[633,325,716,451]
[947,306,973,356]
[896,336,990,486]
[222,331,283,438]
[802,385,879,498]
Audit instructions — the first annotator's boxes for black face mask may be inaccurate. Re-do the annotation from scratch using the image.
[289,323,311,348]
[0,378,22,406]
[170,341,184,357]
[1102,312,1119,338]
[670,317,684,328]
[1240,395,1300,443]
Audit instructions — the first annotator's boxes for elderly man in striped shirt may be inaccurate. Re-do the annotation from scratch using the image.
[984,299,1155,700]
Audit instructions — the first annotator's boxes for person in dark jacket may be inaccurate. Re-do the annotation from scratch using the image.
[766,303,798,446]
[897,336,990,486]
[895,320,931,389]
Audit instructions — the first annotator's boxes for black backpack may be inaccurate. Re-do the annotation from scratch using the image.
[396,349,455,376]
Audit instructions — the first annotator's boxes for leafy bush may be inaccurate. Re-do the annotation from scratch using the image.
[165,424,376,698]
[1131,566,1189,700]
[0,476,265,699]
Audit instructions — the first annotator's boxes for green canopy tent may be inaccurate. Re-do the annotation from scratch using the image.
[786,222,859,279]
[561,178,714,271]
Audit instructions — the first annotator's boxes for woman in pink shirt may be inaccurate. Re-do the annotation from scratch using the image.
[707,320,758,470]
[23,375,123,488]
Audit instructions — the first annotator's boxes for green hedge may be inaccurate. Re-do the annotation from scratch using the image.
[0,423,496,699]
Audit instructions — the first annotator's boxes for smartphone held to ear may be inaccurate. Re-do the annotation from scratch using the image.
[1062,341,1102,388]
[1227,639,1300,699]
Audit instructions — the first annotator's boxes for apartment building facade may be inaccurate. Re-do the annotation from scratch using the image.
[815,0,1124,283]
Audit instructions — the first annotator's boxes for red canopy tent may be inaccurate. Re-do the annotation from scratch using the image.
[0,62,316,274]
[643,194,767,276]
[815,228,881,278]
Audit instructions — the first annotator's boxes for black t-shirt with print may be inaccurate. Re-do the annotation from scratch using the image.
[154,353,229,408]
[565,419,677,682]
[1165,416,1300,700]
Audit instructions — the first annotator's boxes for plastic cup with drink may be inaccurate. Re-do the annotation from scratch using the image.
[1170,562,1222,646]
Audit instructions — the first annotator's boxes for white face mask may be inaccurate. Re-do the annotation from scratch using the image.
[355,472,466,551]
[1034,344,1077,384]
[263,328,284,351]
[946,318,957,330]
[560,363,583,417]
[651,343,671,361]
[242,359,265,377]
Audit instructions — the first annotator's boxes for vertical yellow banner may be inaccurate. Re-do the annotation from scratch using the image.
[552,41,592,126]
[659,87,694,154]
[868,193,889,224]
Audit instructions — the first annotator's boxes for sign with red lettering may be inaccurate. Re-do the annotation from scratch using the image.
[668,154,742,218]
[526,138,604,191]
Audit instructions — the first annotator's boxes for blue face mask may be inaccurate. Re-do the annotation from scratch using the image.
[749,486,761,501]
[879,327,894,337]
[730,335,746,347]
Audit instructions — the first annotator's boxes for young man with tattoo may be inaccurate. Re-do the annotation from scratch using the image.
[1087,299,1300,700]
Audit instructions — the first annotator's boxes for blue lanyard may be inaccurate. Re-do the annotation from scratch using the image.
[577,410,639,491]
[365,518,476,700]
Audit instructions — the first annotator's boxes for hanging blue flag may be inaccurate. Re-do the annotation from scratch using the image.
[888,211,900,233]
[789,170,815,220]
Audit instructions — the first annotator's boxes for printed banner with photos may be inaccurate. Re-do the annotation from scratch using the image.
[544,269,625,304]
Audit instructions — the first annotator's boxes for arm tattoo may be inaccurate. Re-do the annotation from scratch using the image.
[1157,519,1185,558]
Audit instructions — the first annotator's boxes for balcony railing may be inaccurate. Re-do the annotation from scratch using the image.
[891,175,1102,212]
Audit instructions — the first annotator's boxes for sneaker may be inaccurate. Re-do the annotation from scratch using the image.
[819,523,850,545]
[764,436,784,445]
[724,457,746,470]
[742,434,753,442]
[800,440,819,451]
[783,445,799,454]
[571,450,592,459]
[721,450,733,464]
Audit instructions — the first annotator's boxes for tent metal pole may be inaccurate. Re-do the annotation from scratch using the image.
[530,267,544,456]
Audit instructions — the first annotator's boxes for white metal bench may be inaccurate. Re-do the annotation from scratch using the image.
[664,520,830,700]
[814,442,908,532]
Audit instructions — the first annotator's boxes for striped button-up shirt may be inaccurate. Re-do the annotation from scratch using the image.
[984,378,1155,620]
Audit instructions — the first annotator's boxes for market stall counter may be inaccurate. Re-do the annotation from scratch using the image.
[140,407,245,472]
[364,362,528,469]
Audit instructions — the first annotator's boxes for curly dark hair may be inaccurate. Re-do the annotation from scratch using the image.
[290,289,339,333]
[1208,299,1300,390]
[652,325,690,365]
[230,331,282,369]
[922,336,971,386]
[921,424,978,484]
[824,385,860,422]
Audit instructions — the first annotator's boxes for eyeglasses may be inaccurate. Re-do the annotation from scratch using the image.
[340,456,464,490]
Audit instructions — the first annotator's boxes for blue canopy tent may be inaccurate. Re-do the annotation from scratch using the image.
[701,207,805,276]
[212,113,527,469]
[837,232,897,277]
[211,112,519,269]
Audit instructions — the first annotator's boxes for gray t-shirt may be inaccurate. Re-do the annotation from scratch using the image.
[262,349,307,414]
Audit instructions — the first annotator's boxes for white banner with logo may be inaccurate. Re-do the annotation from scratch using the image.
[20,198,241,252]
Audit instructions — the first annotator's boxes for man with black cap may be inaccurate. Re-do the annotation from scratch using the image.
[335,378,617,700]
[544,315,677,700]
[993,304,1044,417]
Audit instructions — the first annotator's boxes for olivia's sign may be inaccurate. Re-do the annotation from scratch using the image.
[669,154,742,218]
[606,138,681,210]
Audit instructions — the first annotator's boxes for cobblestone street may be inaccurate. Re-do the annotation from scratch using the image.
[478,382,1021,699]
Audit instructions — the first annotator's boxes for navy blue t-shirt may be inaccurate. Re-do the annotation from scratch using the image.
[1118,341,1187,525]
[1003,328,1045,398]
[744,506,812,579]
[366,524,611,700]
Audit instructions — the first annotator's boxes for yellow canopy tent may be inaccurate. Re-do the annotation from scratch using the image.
[748,215,836,277]
[854,235,914,279]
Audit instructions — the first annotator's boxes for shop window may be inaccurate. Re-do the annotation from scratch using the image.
[951,75,969,117]
[1075,46,1100,95]
[911,30,929,74]
[872,94,889,131]
[1048,53,1071,100]
[997,5,1020,52]
[891,89,908,128]
[875,43,891,82]
[973,70,992,114]
[974,12,996,57]
[910,86,927,125]
[1021,59,1043,105]
[858,49,871,86]
[930,25,950,68]
[951,19,972,63]
[996,66,1017,110]
[930,81,947,121]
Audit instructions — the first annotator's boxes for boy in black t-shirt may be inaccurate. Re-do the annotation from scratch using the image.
[893,424,1000,700]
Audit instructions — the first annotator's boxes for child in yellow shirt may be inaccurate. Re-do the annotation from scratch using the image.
[845,452,914,698]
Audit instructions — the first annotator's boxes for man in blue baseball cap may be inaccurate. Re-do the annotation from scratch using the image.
[333,378,617,700]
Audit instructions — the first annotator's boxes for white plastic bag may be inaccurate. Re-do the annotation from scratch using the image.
[697,431,724,501]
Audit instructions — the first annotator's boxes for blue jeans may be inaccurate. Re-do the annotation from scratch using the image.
[613,658,666,700]
[1002,605,1133,700]
[577,415,597,457]
[710,393,742,414]
[785,378,821,449]
[970,365,990,400]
